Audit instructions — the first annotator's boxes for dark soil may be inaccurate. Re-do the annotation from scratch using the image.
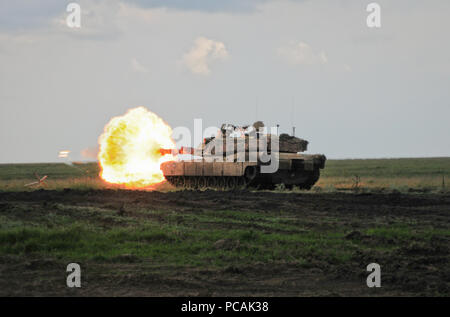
[0,189,449,296]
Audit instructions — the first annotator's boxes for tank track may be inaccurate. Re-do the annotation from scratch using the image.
[165,176,249,190]
[297,169,320,190]
[165,169,321,191]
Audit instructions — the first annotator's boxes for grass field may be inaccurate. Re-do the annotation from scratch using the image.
[1,157,449,192]
[0,158,449,296]
[317,157,450,192]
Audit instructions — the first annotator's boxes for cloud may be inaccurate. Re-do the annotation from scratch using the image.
[343,64,352,72]
[0,0,300,31]
[182,37,229,75]
[0,0,62,30]
[131,58,149,73]
[277,41,327,66]
[117,2,156,22]
[126,0,271,13]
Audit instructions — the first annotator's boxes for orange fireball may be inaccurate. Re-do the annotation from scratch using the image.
[98,107,175,188]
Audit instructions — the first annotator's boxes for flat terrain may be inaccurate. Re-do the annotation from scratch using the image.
[1,157,449,192]
[318,157,450,192]
[0,158,449,296]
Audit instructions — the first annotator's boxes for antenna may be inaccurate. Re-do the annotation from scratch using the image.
[291,96,295,137]
[291,96,294,128]
[255,96,258,121]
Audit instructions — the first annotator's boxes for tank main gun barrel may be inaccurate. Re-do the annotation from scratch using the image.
[159,147,199,156]
[159,148,174,155]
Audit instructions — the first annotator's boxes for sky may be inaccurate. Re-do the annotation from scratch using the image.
[0,0,449,163]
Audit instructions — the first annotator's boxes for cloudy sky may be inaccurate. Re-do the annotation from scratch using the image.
[0,0,449,163]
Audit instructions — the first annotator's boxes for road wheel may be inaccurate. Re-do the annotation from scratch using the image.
[191,177,199,189]
[244,166,257,183]
[217,177,227,190]
[175,176,183,187]
[183,177,191,188]
[285,184,294,190]
[207,177,216,188]
[198,176,207,189]
[227,177,237,190]
[237,176,247,189]
[179,176,187,188]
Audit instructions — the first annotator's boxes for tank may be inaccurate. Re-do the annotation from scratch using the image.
[160,122,326,190]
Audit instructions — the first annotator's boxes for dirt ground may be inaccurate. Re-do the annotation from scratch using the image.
[0,189,449,296]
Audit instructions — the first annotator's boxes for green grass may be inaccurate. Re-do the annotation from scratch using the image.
[365,225,450,240]
[0,170,448,296]
[0,162,99,180]
[1,198,445,268]
[0,202,355,267]
[0,162,103,191]
[0,157,449,192]
[321,157,450,178]
[0,225,351,267]
[316,157,450,192]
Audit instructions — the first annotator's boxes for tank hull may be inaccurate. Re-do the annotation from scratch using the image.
[161,153,326,190]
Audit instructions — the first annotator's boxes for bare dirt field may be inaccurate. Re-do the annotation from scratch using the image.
[1,189,449,296]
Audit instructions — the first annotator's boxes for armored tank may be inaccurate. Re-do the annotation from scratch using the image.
[160,122,326,190]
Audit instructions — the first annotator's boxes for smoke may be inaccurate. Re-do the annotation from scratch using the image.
[81,146,99,160]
